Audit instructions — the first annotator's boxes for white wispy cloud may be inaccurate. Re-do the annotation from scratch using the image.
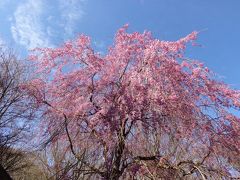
[58,0,86,37]
[10,0,87,49]
[11,0,52,49]
[0,37,5,46]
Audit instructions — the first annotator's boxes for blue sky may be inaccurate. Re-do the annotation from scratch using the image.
[0,0,239,88]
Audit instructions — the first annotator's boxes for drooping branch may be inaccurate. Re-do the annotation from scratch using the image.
[134,155,160,161]
[63,113,77,158]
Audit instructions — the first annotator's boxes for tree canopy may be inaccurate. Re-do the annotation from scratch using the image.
[25,25,240,179]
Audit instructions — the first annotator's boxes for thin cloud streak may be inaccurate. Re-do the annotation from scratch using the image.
[10,0,87,49]
[0,37,5,46]
[58,0,86,37]
[11,0,52,49]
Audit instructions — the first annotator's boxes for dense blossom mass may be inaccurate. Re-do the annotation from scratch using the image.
[25,25,240,179]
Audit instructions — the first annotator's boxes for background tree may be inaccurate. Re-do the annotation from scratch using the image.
[0,47,35,179]
[34,138,87,180]
[26,25,240,179]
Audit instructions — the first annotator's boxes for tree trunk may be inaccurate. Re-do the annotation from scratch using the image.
[0,164,12,180]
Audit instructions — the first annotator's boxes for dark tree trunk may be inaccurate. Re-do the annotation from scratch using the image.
[0,164,12,180]
[106,132,126,180]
